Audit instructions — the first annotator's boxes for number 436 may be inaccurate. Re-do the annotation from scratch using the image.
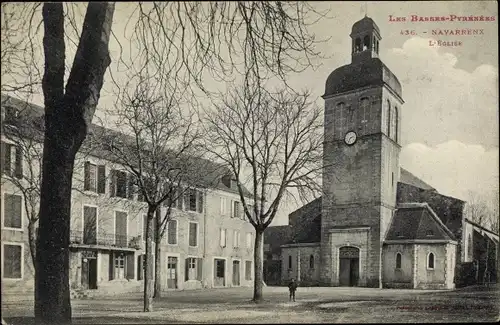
[400,30,416,36]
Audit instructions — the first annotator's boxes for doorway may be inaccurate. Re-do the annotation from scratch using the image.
[232,261,240,286]
[167,256,178,289]
[338,246,360,287]
[81,256,98,289]
[214,259,226,287]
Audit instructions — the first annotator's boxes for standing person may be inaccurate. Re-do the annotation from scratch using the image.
[288,278,298,302]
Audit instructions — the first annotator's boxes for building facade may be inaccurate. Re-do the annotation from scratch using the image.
[1,95,256,296]
[264,16,498,290]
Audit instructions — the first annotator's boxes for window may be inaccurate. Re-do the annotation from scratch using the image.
[246,233,252,249]
[363,35,370,51]
[185,189,203,213]
[188,222,198,247]
[354,37,361,52]
[220,228,227,247]
[288,255,292,269]
[232,201,241,218]
[396,253,402,269]
[245,261,252,280]
[220,197,230,216]
[110,170,128,198]
[114,211,128,247]
[390,104,398,142]
[3,193,22,229]
[127,174,137,200]
[309,255,314,269]
[84,162,97,192]
[360,97,370,124]
[427,252,435,269]
[233,230,240,248]
[83,206,97,244]
[167,220,177,245]
[2,244,22,279]
[4,106,19,122]
[1,142,23,178]
[336,102,346,138]
[386,100,391,137]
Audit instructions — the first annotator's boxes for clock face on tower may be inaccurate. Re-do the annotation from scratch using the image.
[344,131,357,145]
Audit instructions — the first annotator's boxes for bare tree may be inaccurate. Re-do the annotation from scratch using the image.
[465,190,499,232]
[203,86,324,302]
[35,3,115,324]
[2,1,327,321]
[96,74,217,311]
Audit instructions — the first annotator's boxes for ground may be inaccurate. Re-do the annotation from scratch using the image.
[2,285,499,324]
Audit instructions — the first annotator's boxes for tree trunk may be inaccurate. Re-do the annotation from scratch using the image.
[28,219,37,271]
[144,206,155,312]
[154,208,162,298]
[252,228,264,303]
[36,3,114,324]
[35,140,76,325]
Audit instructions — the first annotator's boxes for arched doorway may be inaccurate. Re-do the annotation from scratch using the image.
[339,246,360,286]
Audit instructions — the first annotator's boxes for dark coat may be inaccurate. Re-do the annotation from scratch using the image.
[288,281,298,292]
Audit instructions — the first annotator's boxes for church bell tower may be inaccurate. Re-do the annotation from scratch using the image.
[320,16,404,287]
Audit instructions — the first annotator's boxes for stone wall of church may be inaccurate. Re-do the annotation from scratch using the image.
[382,244,414,288]
[281,245,321,286]
[415,243,453,289]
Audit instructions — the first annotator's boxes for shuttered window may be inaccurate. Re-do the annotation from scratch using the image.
[2,244,22,279]
[1,142,22,178]
[115,211,128,247]
[83,206,97,244]
[84,162,97,192]
[167,220,177,245]
[245,261,252,280]
[246,233,252,249]
[220,228,227,247]
[97,165,106,194]
[188,222,198,247]
[233,230,240,248]
[3,193,22,229]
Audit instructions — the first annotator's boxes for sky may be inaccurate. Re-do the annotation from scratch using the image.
[2,1,498,226]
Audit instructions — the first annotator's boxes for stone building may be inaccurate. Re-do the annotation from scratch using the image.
[1,95,256,296]
[264,16,498,289]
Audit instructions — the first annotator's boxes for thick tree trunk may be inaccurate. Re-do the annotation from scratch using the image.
[252,228,264,302]
[153,208,162,298]
[36,3,114,324]
[35,140,76,325]
[28,219,37,271]
[144,206,155,312]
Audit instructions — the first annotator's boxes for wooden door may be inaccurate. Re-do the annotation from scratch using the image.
[214,259,225,287]
[167,257,178,289]
[88,258,98,289]
[81,258,89,289]
[232,261,240,286]
[350,258,359,286]
[339,258,350,286]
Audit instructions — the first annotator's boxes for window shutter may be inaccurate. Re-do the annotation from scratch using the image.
[84,162,91,191]
[2,143,12,175]
[109,169,116,196]
[97,165,106,194]
[109,251,114,280]
[197,191,204,213]
[0,142,5,173]
[14,146,23,178]
[185,258,189,281]
[184,189,190,210]
[137,255,143,280]
[126,253,135,279]
[197,258,203,280]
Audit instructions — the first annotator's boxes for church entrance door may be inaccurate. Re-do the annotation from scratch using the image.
[339,246,360,286]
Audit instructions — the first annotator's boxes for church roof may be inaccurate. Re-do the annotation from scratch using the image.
[323,58,402,99]
[351,16,381,35]
[399,168,435,191]
[385,203,457,242]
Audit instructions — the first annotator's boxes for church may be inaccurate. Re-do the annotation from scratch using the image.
[263,16,499,290]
